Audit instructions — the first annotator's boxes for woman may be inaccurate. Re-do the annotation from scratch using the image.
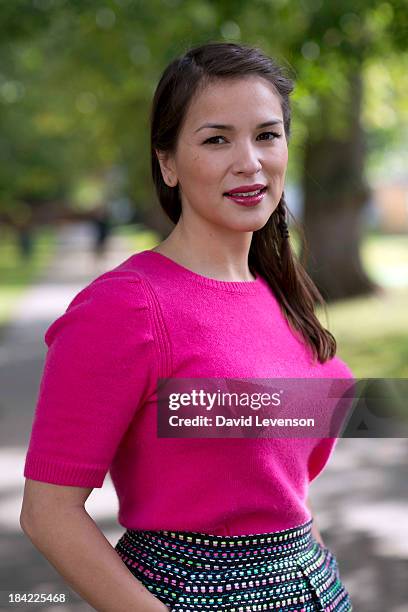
[21,42,353,611]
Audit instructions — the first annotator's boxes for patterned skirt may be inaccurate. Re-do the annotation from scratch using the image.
[114,518,352,611]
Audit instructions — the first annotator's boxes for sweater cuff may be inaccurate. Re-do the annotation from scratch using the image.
[23,452,107,488]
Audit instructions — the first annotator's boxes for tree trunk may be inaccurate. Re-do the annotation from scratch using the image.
[300,69,378,302]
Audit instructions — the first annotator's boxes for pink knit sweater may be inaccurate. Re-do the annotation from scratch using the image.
[24,250,353,535]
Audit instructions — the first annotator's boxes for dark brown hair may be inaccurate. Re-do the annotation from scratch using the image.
[150,41,336,363]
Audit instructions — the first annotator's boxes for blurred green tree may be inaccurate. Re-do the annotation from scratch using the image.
[0,0,406,298]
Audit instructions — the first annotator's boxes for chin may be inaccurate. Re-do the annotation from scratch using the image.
[226,218,269,233]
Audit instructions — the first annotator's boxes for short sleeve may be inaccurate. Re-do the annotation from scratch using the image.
[23,275,157,488]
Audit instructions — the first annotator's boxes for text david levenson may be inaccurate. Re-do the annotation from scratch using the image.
[168,415,315,428]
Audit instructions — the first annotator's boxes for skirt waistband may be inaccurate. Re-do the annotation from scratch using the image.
[123,518,315,567]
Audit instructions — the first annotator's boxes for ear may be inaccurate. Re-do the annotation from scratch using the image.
[155,149,178,187]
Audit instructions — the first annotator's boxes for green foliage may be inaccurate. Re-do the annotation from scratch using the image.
[0,0,406,210]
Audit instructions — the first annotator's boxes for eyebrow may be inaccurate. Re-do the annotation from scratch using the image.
[194,119,283,133]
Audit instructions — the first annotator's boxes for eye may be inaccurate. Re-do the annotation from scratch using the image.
[203,135,226,145]
[202,131,282,145]
[257,131,282,140]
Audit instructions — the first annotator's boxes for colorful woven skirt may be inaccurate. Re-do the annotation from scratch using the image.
[114,518,352,611]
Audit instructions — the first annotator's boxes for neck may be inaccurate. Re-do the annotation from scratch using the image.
[153,221,255,282]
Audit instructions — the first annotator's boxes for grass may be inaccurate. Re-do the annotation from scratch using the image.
[316,234,408,378]
[317,287,408,378]
[0,225,57,336]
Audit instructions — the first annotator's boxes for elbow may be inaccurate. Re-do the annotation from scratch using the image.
[20,507,53,550]
[20,498,30,532]
[19,509,27,532]
[19,505,38,541]
[20,497,45,544]
[20,478,55,541]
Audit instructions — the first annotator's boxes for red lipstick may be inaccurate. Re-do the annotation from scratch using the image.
[225,183,266,195]
[224,184,267,207]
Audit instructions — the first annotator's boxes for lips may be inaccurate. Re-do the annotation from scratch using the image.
[224,186,267,197]
[224,187,267,207]
[224,184,267,196]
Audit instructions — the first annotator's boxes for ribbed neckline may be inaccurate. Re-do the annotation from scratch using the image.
[140,250,264,293]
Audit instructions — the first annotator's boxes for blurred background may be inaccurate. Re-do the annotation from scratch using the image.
[0,1,407,610]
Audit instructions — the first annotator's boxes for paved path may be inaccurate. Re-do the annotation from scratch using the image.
[0,224,407,611]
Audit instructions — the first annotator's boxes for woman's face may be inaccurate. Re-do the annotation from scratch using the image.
[157,76,289,234]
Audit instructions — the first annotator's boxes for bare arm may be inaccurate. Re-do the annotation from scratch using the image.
[20,479,170,612]
[305,495,325,547]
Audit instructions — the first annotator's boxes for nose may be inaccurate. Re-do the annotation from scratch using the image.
[232,140,262,175]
